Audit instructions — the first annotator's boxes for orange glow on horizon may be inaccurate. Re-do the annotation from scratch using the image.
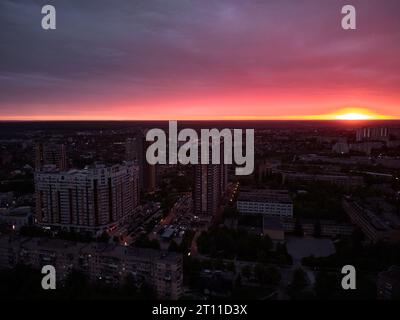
[0,108,397,121]
[326,108,394,121]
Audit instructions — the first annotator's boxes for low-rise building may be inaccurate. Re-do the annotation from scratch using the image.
[0,206,33,231]
[349,141,384,155]
[343,198,400,243]
[332,142,349,154]
[282,218,353,237]
[237,189,293,218]
[282,172,364,189]
[0,235,183,299]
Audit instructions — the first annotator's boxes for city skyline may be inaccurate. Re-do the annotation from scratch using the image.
[2,0,400,304]
[1,0,400,121]
[1,119,400,300]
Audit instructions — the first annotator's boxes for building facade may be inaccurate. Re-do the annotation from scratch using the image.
[125,133,156,194]
[193,137,229,220]
[237,190,293,218]
[343,198,400,243]
[282,217,353,237]
[0,235,183,299]
[35,142,68,171]
[281,172,364,189]
[356,127,389,142]
[194,164,222,219]
[0,206,33,231]
[35,162,139,235]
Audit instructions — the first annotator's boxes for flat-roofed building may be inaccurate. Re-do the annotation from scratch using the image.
[0,235,183,299]
[0,206,33,231]
[343,198,400,243]
[282,218,353,237]
[282,172,364,189]
[237,189,293,218]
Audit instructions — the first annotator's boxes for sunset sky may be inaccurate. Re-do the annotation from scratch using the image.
[0,0,400,120]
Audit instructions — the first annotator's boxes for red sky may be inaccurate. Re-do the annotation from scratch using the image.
[0,0,399,120]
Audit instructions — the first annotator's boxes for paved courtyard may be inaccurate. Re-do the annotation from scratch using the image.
[286,236,336,264]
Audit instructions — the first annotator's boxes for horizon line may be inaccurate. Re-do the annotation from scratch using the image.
[1,118,400,122]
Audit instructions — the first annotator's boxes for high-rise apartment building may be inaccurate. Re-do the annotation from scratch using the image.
[193,164,221,218]
[35,142,68,171]
[35,162,139,235]
[193,139,229,219]
[356,127,389,142]
[125,136,139,162]
[125,133,156,194]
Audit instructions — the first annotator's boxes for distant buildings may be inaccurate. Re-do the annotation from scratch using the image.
[299,154,400,169]
[333,127,400,155]
[349,141,385,155]
[281,171,364,189]
[255,159,281,181]
[356,127,389,142]
[377,266,400,300]
[35,142,68,171]
[237,189,293,218]
[34,162,139,235]
[332,142,350,154]
[0,235,183,299]
[343,198,400,243]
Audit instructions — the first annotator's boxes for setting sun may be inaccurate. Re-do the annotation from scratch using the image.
[229,108,396,121]
[335,113,373,120]
[324,108,394,121]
